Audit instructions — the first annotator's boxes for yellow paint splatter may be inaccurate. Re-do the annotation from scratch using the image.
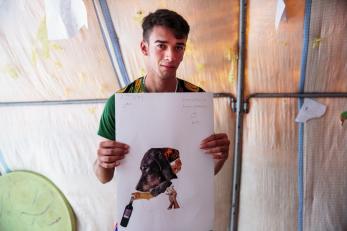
[195,63,205,72]
[225,49,238,84]
[100,83,112,94]
[3,64,20,79]
[228,63,235,84]
[197,80,206,88]
[36,18,50,59]
[54,60,63,68]
[224,48,238,62]
[31,18,64,67]
[31,49,38,66]
[97,55,107,64]
[184,39,194,56]
[51,43,63,51]
[88,107,97,115]
[159,1,167,8]
[139,68,146,77]
[312,37,322,48]
[279,40,288,46]
[50,74,59,80]
[64,87,73,97]
[133,10,145,24]
[78,72,87,83]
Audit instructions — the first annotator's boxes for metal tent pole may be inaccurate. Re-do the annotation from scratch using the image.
[230,0,247,230]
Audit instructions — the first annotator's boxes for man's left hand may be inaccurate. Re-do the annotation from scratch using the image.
[200,133,230,162]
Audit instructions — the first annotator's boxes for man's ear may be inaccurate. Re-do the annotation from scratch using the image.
[140,40,149,56]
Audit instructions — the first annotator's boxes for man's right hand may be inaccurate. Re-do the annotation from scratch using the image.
[94,139,129,183]
[97,140,129,168]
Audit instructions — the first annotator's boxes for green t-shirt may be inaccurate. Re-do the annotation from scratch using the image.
[98,77,205,140]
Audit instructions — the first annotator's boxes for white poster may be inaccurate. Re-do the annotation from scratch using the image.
[115,93,214,231]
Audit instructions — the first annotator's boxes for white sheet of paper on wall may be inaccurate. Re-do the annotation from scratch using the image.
[295,98,327,123]
[275,0,286,30]
[45,0,88,40]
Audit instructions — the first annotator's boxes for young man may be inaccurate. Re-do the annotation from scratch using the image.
[94,9,230,183]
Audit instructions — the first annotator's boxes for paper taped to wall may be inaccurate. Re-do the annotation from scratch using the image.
[45,0,88,40]
[275,0,286,30]
[295,98,327,123]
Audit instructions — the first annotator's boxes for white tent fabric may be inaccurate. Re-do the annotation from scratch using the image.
[1,0,346,230]
[0,104,118,230]
[0,1,235,230]
[0,0,119,102]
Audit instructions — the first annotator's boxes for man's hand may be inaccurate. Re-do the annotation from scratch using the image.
[97,140,129,168]
[200,133,230,175]
[94,139,129,183]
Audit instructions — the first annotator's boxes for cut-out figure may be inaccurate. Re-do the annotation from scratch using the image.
[166,186,180,209]
[132,148,181,202]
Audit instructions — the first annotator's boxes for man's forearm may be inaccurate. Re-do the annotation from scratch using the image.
[94,160,115,183]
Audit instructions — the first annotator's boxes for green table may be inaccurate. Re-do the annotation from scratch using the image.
[0,171,76,231]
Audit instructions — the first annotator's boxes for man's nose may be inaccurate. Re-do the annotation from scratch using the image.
[164,48,177,61]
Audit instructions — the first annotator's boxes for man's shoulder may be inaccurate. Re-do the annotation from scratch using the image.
[116,77,144,93]
[177,78,205,92]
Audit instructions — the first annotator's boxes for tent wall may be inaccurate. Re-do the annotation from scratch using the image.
[239,0,347,230]
[239,0,305,229]
[0,1,236,230]
[303,0,347,230]
[0,0,119,101]
[1,0,346,230]
[0,103,118,230]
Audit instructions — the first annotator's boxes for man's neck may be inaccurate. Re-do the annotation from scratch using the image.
[144,74,177,92]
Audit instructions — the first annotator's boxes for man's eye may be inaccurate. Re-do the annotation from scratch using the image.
[176,46,185,51]
[158,44,166,49]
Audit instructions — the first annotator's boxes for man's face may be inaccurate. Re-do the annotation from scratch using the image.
[141,26,187,80]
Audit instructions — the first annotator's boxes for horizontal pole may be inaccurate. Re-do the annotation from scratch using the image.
[247,92,347,101]
[0,92,236,107]
[0,98,108,107]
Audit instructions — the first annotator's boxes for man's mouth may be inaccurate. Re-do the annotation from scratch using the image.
[160,64,177,69]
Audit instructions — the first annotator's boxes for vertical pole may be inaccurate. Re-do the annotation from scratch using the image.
[230,0,247,231]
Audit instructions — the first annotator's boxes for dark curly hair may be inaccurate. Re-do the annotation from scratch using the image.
[142,9,190,41]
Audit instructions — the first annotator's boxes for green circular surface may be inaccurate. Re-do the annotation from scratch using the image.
[0,171,76,231]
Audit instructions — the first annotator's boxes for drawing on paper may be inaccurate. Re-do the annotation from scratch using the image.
[120,148,182,227]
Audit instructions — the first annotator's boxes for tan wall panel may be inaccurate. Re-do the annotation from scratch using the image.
[303,1,347,230]
[246,0,305,94]
[305,0,347,92]
[303,100,347,231]
[239,99,298,230]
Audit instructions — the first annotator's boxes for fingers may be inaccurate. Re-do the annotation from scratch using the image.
[98,160,121,169]
[99,140,129,149]
[200,133,230,161]
[97,147,129,156]
[210,152,228,160]
[97,140,129,169]
[99,155,125,163]
[200,133,230,149]
[203,146,229,154]
[200,133,227,144]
